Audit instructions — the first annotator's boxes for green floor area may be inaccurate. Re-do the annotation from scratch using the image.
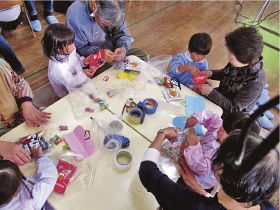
[259,25,279,97]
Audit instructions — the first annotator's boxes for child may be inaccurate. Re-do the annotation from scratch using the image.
[197,26,266,132]
[167,33,212,88]
[42,23,98,98]
[162,110,227,191]
[0,147,58,210]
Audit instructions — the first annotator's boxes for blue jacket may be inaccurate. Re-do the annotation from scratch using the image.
[167,51,208,87]
[66,0,133,56]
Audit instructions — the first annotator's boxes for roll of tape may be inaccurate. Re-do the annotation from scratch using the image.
[108,120,123,133]
[142,98,158,114]
[127,107,145,124]
[114,149,133,171]
[104,139,121,152]
[104,134,130,148]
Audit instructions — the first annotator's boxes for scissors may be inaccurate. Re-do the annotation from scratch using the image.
[121,98,137,115]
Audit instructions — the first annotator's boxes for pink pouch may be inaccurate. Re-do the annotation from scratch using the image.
[63,125,95,160]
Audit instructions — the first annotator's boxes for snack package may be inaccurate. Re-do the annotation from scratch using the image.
[162,87,182,102]
[54,160,77,194]
[192,72,207,92]
[122,58,141,74]
[87,49,105,69]
[18,131,49,155]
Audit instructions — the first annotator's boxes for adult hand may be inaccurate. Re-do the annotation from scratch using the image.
[0,141,31,165]
[186,128,199,146]
[31,146,43,160]
[114,47,126,62]
[21,102,51,127]
[161,127,180,141]
[204,70,212,78]
[178,156,208,196]
[104,49,115,63]
[84,68,96,78]
[185,116,198,128]
[197,84,214,96]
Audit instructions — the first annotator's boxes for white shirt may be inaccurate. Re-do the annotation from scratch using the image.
[48,49,90,98]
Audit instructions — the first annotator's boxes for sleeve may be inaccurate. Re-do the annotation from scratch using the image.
[192,110,223,132]
[112,15,132,51]
[209,68,225,81]
[54,64,90,91]
[66,12,101,56]
[184,143,212,176]
[200,60,208,71]
[139,160,205,210]
[31,156,58,210]
[2,63,33,106]
[207,80,263,113]
[170,53,190,74]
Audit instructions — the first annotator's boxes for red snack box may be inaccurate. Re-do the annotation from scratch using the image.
[54,160,77,194]
[88,49,105,69]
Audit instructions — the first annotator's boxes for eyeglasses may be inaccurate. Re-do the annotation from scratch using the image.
[95,12,114,28]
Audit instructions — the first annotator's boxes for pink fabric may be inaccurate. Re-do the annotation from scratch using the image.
[63,125,95,160]
[184,110,222,189]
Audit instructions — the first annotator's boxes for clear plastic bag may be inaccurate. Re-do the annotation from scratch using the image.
[148,55,172,75]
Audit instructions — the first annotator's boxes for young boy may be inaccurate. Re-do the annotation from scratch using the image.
[167,33,212,88]
[198,26,266,132]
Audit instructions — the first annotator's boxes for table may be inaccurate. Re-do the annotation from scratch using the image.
[92,56,223,141]
[0,95,158,210]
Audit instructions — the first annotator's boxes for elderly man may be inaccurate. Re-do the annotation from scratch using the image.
[66,0,148,76]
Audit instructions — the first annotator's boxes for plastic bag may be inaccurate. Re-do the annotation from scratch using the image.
[148,55,172,75]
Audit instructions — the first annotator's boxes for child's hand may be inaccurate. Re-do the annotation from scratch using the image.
[84,69,96,78]
[185,116,198,128]
[186,128,199,146]
[31,146,43,160]
[188,66,201,77]
[104,49,115,63]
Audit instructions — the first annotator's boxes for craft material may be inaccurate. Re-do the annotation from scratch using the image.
[114,149,133,171]
[59,125,68,131]
[84,107,94,113]
[63,125,95,160]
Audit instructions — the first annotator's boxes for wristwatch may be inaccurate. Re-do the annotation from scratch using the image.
[157,129,167,138]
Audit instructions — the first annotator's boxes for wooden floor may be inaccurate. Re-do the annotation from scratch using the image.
[3,1,279,101]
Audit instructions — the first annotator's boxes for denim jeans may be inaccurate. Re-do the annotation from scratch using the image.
[0,35,24,74]
[24,0,54,17]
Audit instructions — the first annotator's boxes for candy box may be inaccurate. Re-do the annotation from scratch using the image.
[54,160,77,194]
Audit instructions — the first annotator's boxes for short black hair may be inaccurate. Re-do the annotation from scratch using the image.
[41,23,75,62]
[225,26,263,64]
[212,131,279,206]
[0,160,23,206]
[188,33,212,55]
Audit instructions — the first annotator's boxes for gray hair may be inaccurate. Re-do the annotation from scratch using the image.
[96,0,124,23]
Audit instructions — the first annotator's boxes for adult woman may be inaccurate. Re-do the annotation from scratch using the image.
[139,127,278,210]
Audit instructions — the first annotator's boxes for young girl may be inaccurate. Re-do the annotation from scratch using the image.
[162,110,228,191]
[42,23,99,98]
[0,147,58,210]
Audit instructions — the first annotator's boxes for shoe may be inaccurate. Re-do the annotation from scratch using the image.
[15,67,25,75]
[45,15,58,25]
[276,104,280,111]
[264,110,274,119]
[258,115,274,130]
[257,92,270,105]
[30,20,42,32]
